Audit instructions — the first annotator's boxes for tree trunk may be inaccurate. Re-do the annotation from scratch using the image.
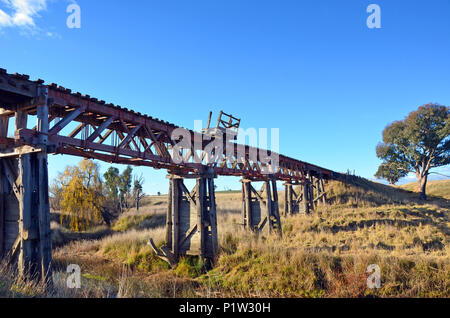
[418,174,428,200]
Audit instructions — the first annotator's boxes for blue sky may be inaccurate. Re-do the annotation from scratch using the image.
[1,0,449,194]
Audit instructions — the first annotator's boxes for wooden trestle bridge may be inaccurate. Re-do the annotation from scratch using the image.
[0,69,342,282]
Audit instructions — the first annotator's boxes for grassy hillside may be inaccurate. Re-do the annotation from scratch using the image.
[2,178,449,298]
[399,179,450,200]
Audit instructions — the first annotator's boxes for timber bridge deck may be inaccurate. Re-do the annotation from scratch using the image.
[0,69,344,281]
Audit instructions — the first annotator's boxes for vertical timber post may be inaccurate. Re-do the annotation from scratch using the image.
[0,110,7,257]
[241,180,252,229]
[284,183,293,216]
[11,85,53,283]
[270,179,282,237]
[264,180,272,236]
[36,86,52,285]
[15,108,34,278]
[241,181,247,228]
[165,180,173,251]
[320,175,327,205]
[196,176,206,258]
[0,163,3,258]
[171,177,180,263]
[308,173,315,212]
[302,179,310,214]
[207,176,219,259]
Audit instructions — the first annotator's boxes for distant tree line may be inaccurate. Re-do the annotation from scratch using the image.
[50,160,145,231]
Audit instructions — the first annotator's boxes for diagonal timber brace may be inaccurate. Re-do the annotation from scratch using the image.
[284,172,328,216]
[241,178,282,237]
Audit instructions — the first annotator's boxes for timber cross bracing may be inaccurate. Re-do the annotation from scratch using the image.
[0,70,335,182]
[0,69,340,279]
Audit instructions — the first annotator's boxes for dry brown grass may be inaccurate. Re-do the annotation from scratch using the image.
[1,178,448,298]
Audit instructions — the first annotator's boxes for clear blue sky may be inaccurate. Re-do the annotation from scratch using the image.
[1,0,449,194]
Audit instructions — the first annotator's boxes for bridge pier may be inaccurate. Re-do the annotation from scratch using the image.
[313,173,328,207]
[284,173,328,216]
[241,179,282,237]
[283,181,310,215]
[150,170,218,266]
[284,183,299,216]
[0,95,52,284]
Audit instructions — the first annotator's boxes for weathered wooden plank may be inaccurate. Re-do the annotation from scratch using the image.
[241,182,247,228]
[302,181,310,214]
[196,179,205,258]
[180,196,193,253]
[245,182,252,228]
[0,163,4,256]
[284,184,289,217]
[172,178,180,260]
[187,184,200,255]
[18,154,34,276]
[36,96,53,283]
[37,153,52,282]
[165,180,173,250]
[271,179,282,237]
[208,177,218,258]
[264,181,272,235]
[4,220,19,251]
[15,110,28,133]
[0,145,42,159]
[320,177,327,205]
[4,194,19,222]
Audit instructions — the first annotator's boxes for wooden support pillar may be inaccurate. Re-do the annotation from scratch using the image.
[264,180,273,236]
[36,89,52,284]
[36,153,51,283]
[171,177,181,261]
[241,182,247,228]
[165,180,173,251]
[196,177,206,257]
[151,171,219,266]
[284,183,293,216]
[0,88,52,285]
[243,181,252,229]
[308,173,315,212]
[240,179,282,237]
[18,151,51,281]
[320,176,328,205]
[18,153,38,278]
[314,177,321,208]
[207,177,219,257]
[0,110,7,257]
[0,163,4,257]
[302,180,310,214]
[270,179,282,236]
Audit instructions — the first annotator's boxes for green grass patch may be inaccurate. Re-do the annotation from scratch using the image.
[112,214,154,232]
